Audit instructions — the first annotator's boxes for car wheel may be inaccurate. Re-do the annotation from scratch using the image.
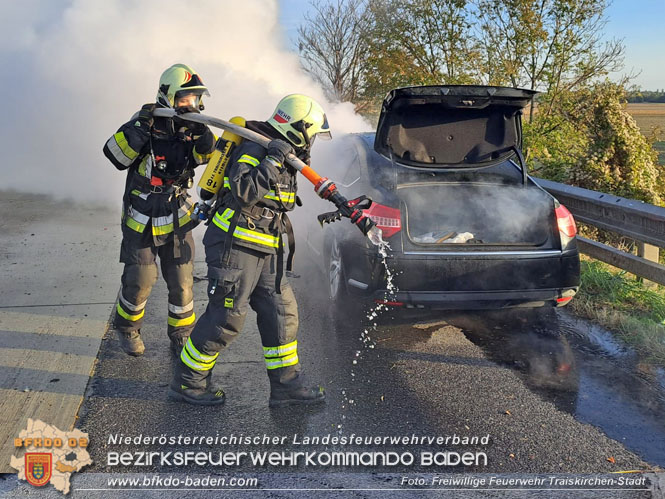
[328,234,346,304]
[326,234,364,323]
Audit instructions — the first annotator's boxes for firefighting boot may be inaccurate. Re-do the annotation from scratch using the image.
[269,385,326,408]
[117,329,145,356]
[168,365,225,406]
[168,381,226,406]
[268,369,325,408]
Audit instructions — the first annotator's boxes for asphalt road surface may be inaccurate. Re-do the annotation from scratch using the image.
[2,193,665,498]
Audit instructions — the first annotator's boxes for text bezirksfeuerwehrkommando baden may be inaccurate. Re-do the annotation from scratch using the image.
[106,433,491,468]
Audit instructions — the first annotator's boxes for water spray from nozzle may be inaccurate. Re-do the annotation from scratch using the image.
[367,226,384,247]
[337,232,398,434]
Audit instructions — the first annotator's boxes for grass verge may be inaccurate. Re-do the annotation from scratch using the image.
[570,257,665,366]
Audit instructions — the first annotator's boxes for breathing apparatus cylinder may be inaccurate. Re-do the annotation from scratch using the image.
[196,116,246,202]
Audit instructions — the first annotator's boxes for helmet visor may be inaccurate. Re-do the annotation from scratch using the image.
[175,88,209,99]
[317,113,331,140]
[174,92,203,109]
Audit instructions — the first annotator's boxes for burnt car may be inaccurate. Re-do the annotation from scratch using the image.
[305,85,580,310]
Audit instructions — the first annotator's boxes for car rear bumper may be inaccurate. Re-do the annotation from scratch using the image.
[370,287,578,309]
[341,241,580,310]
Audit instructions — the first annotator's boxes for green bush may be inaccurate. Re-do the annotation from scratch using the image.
[524,81,664,206]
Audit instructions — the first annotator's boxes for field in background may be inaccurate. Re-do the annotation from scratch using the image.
[627,103,665,165]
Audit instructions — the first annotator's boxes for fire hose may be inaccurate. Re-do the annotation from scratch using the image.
[153,109,381,243]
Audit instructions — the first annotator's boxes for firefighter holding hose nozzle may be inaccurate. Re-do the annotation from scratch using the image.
[103,64,216,357]
[170,95,332,407]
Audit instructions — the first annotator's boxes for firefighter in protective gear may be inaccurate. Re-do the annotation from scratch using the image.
[169,94,330,407]
[103,63,215,357]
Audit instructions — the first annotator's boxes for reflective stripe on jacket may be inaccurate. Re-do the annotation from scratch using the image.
[123,193,196,239]
[212,139,298,254]
[103,111,215,245]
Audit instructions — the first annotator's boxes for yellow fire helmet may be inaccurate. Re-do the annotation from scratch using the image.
[267,94,332,148]
[156,63,210,109]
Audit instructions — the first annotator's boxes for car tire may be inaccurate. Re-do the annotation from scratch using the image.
[327,233,347,304]
[326,233,364,323]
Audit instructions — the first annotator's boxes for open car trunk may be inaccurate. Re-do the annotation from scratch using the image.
[374,85,536,168]
[398,181,555,249]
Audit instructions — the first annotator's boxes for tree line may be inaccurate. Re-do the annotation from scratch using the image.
[627,90,665,103]
[298,0,664,206]
[298,0,623,119]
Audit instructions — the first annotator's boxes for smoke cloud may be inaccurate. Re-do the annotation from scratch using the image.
[0,0,370,206]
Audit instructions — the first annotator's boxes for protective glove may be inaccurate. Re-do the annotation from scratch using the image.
[189,122,210,137]
[137,103,156,128]
[193,128,215,154]
[296,147,311,165]
[266,139,294,166]
[173,105,208,135]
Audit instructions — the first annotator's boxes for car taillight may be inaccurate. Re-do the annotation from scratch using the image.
[555,204,577,250]
[363,203,402,238]
[555,204,577,238]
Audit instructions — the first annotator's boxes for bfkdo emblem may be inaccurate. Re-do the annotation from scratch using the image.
[25,453,52,487]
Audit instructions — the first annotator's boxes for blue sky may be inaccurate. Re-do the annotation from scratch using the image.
[279,0,664,90]
[605,0,665,89]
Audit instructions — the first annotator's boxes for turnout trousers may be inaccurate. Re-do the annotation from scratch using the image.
[113,230,196,342]
[176,238,301,391]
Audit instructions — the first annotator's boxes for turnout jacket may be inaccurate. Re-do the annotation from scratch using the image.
[103,110,215,247]
[211,121,298,256]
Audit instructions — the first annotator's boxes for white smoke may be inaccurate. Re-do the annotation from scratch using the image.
[0,0,370,206]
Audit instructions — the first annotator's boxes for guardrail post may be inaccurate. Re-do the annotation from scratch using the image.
[637,243,660,289]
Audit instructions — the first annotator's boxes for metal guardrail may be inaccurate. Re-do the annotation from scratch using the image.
[534,177,665,286]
